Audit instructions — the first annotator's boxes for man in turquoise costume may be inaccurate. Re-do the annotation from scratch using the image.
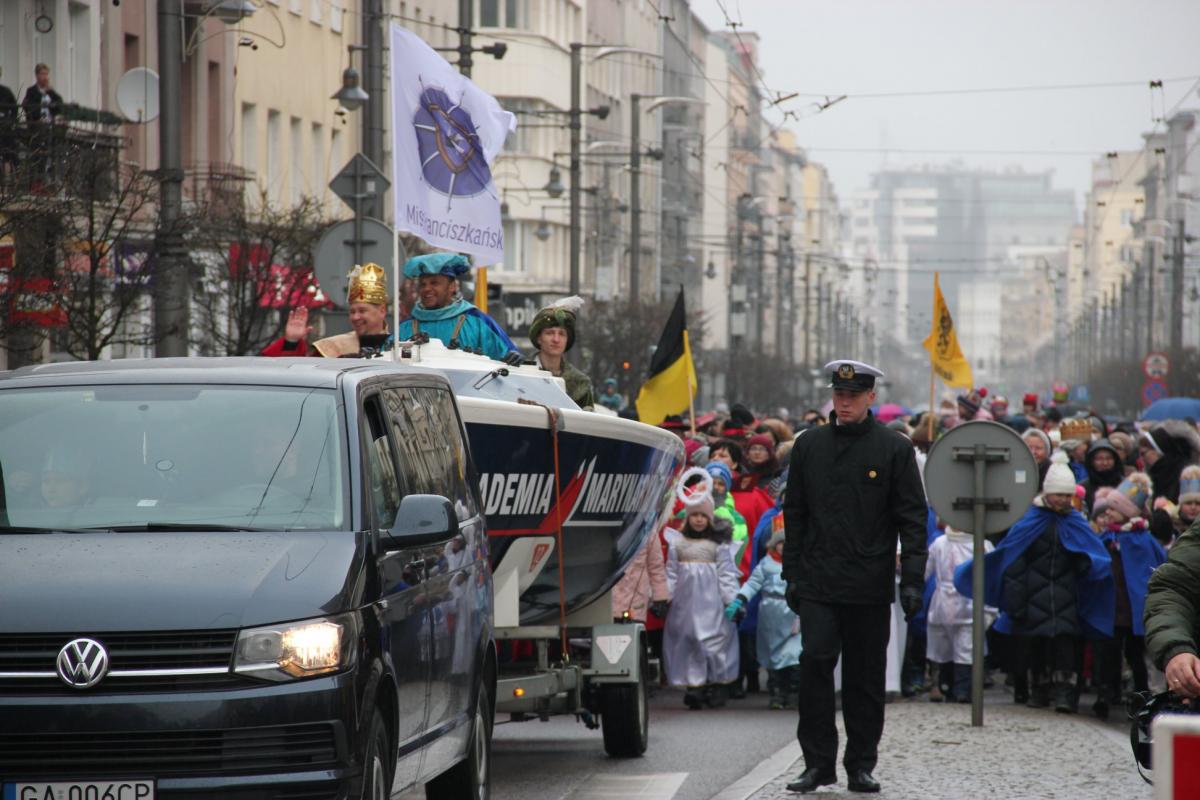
[395,252,519,362]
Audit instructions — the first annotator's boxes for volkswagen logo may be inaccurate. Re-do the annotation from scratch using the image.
[56,638,110,689]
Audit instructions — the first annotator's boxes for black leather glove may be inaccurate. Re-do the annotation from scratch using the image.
[502,350,524,367]
[648,600,670,620]
[785,583,804,616]
[900,585,923,621]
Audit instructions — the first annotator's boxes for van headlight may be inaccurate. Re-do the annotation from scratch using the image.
[234,613,358,681]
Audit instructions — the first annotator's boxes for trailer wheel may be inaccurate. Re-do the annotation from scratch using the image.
[600,645,649,757]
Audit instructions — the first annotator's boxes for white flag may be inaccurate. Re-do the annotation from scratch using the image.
[389,24,517,265]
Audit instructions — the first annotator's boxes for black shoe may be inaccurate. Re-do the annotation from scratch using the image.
[746,672,761,693]
[683,691,702,710]
[1013,687,1029,704]
[846,770,881,793]
[728,682,746,700]
[1092,697,1109,721]
[785,768,836,793]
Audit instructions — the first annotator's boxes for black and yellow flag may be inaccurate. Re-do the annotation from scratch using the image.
[636,289,697,426]
[922,272,973,389]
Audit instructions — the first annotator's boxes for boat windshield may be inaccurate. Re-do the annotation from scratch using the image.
[0,384,347,532]
[440,367,579,409]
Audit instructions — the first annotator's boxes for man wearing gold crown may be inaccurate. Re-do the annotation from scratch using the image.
[261,263,390,358]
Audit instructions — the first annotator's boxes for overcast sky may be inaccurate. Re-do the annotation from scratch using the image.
[690,0,1200,211]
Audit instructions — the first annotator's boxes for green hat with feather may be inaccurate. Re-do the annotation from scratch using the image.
[529,296,583,351]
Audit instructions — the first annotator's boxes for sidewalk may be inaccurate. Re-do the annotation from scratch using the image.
[741,689,1151,800]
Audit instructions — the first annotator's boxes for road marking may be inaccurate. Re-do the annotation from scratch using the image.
[565,772,688,799]
[709,739,801,800]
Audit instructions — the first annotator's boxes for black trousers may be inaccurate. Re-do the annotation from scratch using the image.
[1096,625,1148,700]
[795,600,892,774]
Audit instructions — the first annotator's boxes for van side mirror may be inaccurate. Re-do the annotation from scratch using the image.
[385,494,458,548]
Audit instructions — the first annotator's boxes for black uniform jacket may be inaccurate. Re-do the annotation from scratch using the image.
[781,411,928,605]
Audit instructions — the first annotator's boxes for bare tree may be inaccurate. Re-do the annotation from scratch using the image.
[186,190,328,356]
[575,297,708,410]
[2,135,162,362]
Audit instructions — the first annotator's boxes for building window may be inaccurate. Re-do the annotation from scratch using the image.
[312,122,325,203]
[241,102,258,175]
[267,110,282,204]
[498,220,526,272]
[290,116,305,204]
[289,0,302,16]
[329,0,343,32]
[478,0,525,28]
[1120,208,1133,227]
[310,0,322,23]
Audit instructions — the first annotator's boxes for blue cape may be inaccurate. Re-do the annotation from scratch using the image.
[953,505,1114,638]
[1100,526,1166,636]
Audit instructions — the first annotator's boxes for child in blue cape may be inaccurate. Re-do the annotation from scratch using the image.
[954,452,1113,713]
[1088,478,1166,719]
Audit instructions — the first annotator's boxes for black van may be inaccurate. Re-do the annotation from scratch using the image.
[0,358,495,800]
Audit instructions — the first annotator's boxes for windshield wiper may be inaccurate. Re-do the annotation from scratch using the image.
[0,525,93,534]
[85,522,269,532]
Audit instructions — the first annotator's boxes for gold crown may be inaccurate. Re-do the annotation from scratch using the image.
[347,263,388,305]
[1059,418,1092,441]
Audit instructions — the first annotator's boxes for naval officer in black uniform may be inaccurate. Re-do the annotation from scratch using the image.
[781,359,928,794]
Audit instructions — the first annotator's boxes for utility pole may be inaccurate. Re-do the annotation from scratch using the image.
[1171,217,1185,373]
[629,92,642,302]
[568,43,582,296]
[1146,242,1156,356]
[154,0,187,356]
[457,0,473,77]
[803,252,812,366]
[363,0,384,170]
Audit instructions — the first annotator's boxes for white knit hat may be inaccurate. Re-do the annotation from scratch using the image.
[1043,451,1077,495]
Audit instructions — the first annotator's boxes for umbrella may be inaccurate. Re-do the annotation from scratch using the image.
[876,403,913,423]
[1140,397,1200,422]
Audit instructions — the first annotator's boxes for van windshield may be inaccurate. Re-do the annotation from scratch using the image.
[0,384,346,532]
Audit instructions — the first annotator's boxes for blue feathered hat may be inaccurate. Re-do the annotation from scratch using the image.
[402,252,471,280]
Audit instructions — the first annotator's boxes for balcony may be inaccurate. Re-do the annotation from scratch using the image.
[183,162,254,216]
[0,112,125,203]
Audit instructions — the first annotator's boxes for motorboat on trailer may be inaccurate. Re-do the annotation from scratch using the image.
[378,337,685,626]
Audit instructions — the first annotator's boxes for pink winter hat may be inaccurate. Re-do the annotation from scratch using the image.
[1093,487,1139,521]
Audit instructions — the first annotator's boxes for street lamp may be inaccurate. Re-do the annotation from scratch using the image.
[565,43,662,296]
[543,166,565,199]
[629,93,706,302]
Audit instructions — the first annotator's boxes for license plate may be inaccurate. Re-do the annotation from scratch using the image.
[3,781,154,800]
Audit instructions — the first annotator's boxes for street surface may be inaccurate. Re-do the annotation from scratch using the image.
[491,686,797,800]
[401,684,1157,799]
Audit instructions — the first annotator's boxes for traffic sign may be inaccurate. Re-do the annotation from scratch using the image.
[1142,379,1169,408]
[924,420,1039,535]
[313,218,399,308]
[1143,352,1170,380]
[330,154,389,219]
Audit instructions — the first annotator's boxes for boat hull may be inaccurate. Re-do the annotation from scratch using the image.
[458,397,684,624]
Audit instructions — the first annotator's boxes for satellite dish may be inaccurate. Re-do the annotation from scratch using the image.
[116,67,160,123]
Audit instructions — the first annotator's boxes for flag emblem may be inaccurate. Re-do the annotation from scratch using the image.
[414,85,491,200]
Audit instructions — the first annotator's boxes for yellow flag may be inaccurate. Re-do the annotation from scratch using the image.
[922,273,973,389]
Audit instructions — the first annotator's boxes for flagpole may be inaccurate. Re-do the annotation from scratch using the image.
[392,227,400,356]
[926,271,937,442]
[686,330,697,438]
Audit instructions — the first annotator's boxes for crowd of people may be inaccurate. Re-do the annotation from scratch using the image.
[613,382,1200,733]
